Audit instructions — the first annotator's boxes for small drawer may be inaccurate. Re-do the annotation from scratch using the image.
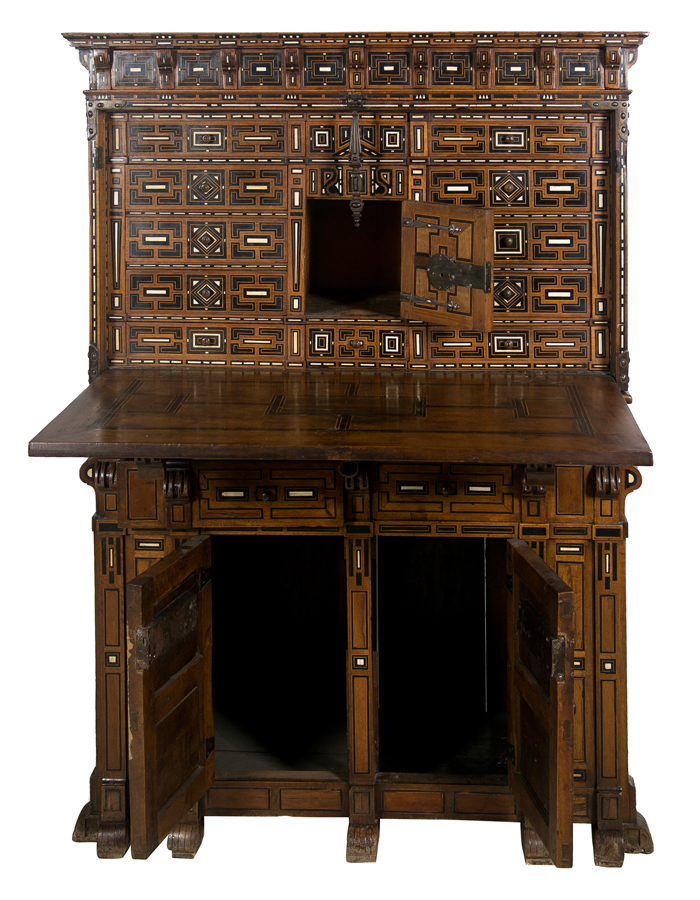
[193,463,343,526]
[306,325,426,367]
[373,464,517,520]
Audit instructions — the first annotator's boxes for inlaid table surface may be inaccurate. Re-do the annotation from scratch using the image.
[29,368,652,465]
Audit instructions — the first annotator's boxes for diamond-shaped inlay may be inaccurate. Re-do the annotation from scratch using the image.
[189,223,225,257]
[188,171,224,204]
[188,275,224,309]
[491,172,528,205]
[494,278,526,311]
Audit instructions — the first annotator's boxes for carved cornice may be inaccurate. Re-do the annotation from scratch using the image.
[64,32,646,97]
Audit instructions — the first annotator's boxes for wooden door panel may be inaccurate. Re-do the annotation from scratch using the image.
[126,535,213,859]
[400,200,492,328]
[507,538,574,867]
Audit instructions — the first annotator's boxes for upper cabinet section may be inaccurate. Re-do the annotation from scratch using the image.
[65,32,646,98]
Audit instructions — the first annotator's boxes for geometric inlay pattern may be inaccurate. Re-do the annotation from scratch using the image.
[430,122,487,156]
[490,171,528,206]
[240,52,283,86]
[493,278,527,312]
[178,52,220,86]
[187,275,225,309]
[230,272,286,315]
[493,225,526,258]
[114,52,157,86]
[129,122,184,155]
[431,52,473,85]
[228,168,285,207]
[429,169,486,205]
[368,52,410,85]
[494,53,536,85]
[532,170,589,210]
[129,272,184,311]
[559,52,601,86]
[187,171,225,205]
[188,222,226,258]
[304,52,347,86]
[127,168,183,208]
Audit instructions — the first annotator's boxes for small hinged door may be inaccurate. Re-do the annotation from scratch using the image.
[400,200,492,328]
[507,538,574,868]
[126,535,214,859]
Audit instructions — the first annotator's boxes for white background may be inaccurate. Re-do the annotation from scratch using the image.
[2,1,697,898]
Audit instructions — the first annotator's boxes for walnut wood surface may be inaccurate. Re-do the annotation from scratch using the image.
[29,369,651,464]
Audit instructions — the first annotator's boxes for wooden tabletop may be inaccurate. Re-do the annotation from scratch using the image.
[28,368,652,465]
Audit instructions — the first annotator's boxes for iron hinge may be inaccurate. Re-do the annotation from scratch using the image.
[205,736,215,758]
[506,573,513,593]
[401,291,462,312]
[507,742,515,764]
[402,216,463,236]
[551,635,566,683]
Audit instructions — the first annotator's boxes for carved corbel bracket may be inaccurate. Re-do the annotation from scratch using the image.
[595,465,621,498]
[164,461,193,528]
[339,461,371,521]
[80,459,118,490]
[594,465,641,523]
[81,459,119,518]
[164,461,191,500]
[522,463,555,496]
[156,49,175,88]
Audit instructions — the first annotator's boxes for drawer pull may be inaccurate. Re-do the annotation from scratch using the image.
[260,490,272,502]
[200,134,217,144]
[197,336,218,346]
[501,340,518,350]
[500,134,520,144]
[349,339,364,348]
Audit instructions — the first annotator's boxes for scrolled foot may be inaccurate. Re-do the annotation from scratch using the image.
[592,827,625,867]
[72,802,99,843]
[346,823,379,863]
[96,822,130,859]
[168,817,205,859]
[624,811,654,855]
[520,821,553,865]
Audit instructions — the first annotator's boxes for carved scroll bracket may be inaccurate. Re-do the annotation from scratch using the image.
[522,463,555,497]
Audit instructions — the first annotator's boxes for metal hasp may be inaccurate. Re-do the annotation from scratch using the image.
[401,217,463,237]
[426,252,491,293]
[347,94,365,227]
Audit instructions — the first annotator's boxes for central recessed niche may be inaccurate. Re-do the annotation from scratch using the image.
[305,199,402,317]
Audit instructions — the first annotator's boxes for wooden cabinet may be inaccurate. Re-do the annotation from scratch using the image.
[29,30,655,868]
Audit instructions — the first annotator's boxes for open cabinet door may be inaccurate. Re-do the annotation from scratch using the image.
[400,200,492,328]
[507,539,574,867]
[126,535,214,859]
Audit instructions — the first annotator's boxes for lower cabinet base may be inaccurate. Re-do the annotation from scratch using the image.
[71,784,654,865]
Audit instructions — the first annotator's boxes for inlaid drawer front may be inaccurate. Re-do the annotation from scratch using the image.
[429,116,590,158]
[307,165,408,198]
[373,464,517,519]
[428,166,590,211]
[307,115,408,156]
[306,326,425,367]
[126,269,288,316]
[127,113,287,157]
[192,463,343,525]
[425,327,593,367]
[493,218,589,264]
[126,217,287,263]
[125,166,287,210]
[117,322,286,364]
[493,273,590,319]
